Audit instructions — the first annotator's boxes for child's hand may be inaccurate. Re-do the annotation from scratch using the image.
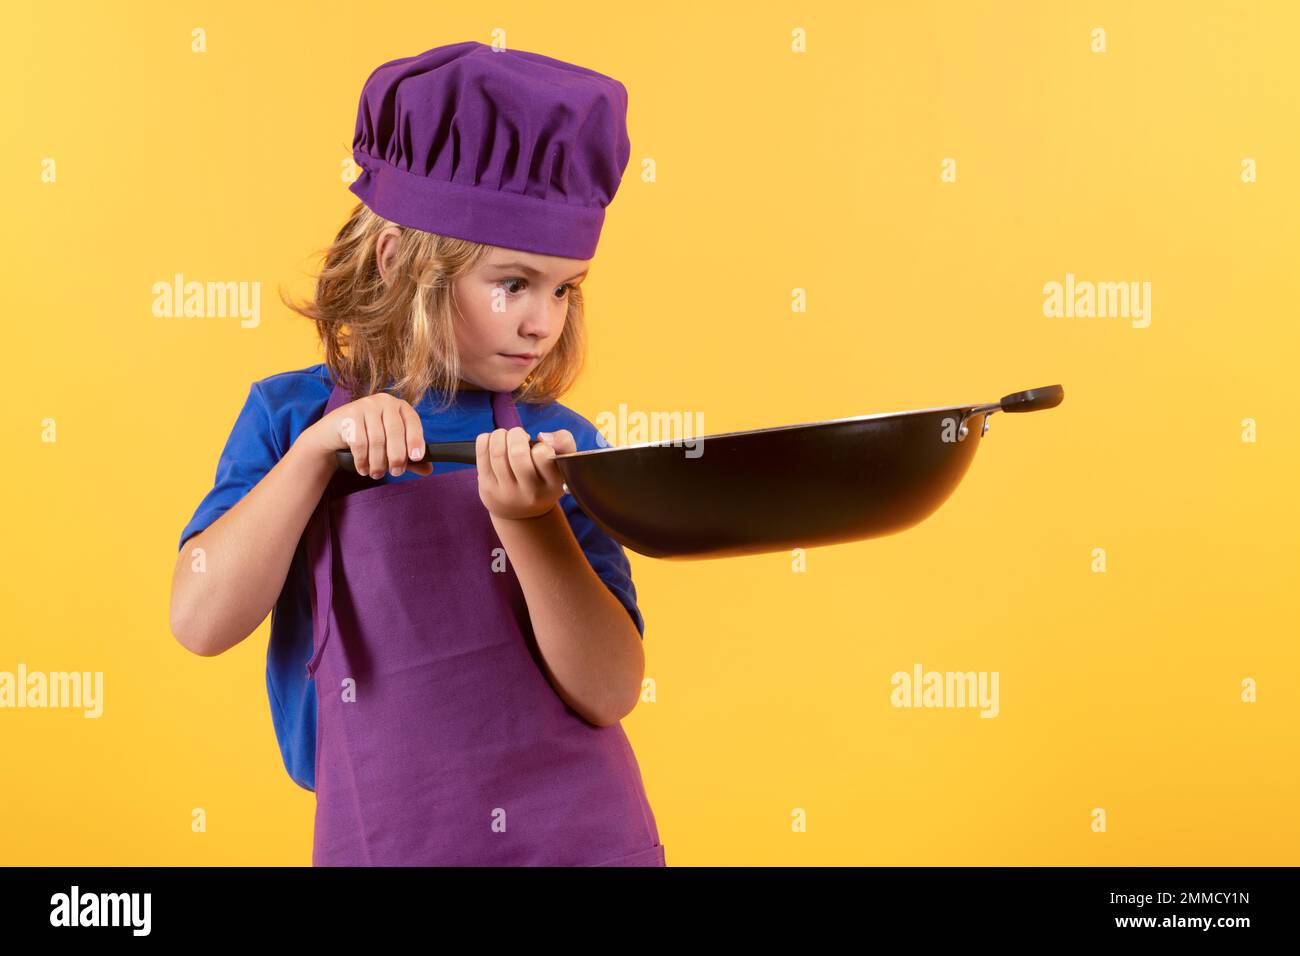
[305,392,434,479]
[476,427,576,520]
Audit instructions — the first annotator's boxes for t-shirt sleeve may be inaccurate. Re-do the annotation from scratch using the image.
[178,383,282,552]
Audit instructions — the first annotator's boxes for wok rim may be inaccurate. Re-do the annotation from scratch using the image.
[557,401,988,459]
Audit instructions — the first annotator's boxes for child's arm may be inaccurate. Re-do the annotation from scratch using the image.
[169,431,336,656]
[492,506,645,727]
[478,426,645,726]
[170,391,431,656]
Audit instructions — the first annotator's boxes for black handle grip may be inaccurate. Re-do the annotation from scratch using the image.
[336,438,542,471]
[998,385,1064,413]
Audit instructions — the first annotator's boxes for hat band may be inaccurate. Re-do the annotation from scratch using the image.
[349,154,606,260]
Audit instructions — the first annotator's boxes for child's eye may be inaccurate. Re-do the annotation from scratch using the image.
[496,277,575,299]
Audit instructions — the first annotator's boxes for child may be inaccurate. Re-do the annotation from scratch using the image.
[170,41,665,867]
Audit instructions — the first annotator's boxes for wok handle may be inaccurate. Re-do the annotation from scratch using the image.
[997,384,1064,413]
[335,438,541,471]
[958,384,1064,439]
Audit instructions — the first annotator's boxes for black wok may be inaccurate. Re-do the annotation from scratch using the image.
[336,384,1064,560]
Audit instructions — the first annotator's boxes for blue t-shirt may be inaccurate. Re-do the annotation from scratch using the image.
[178,363,644,792]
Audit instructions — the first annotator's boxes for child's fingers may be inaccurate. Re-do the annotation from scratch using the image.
[396,402,426,465]
[381,404,407,476]
[504,427,543,497]
[381,403,413,476]
[475,432,494,487]
[336,415,363,475]
[341,413,375,477]
[399,399,432,473]
[539,428,576,454]
[362,407,388,478]
[486,428,513,487]
[335,396,432,479]
[531,428,575,485]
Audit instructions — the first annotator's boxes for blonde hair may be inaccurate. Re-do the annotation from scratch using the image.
[280,202,586,414]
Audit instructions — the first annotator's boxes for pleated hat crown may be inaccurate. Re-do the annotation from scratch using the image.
[348,40,632,260]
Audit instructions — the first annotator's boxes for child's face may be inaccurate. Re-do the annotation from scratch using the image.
[450,247,589,392]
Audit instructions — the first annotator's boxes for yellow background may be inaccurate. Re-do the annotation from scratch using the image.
[3,1,1297,865]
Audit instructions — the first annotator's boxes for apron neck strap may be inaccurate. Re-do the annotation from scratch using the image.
[490,390,523,430]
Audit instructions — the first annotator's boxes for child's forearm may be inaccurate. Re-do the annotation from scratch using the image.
[170,435,336,657]
[491,506,644,727]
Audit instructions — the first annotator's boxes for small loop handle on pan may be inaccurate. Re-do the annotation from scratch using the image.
[958,384,1064,440]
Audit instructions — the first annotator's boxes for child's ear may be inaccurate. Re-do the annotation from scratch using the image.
[375,226,402,286]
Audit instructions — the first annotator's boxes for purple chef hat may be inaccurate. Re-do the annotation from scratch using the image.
[347,40,632,260]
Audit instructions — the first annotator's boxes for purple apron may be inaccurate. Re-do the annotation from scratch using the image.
[303,382,665,866]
